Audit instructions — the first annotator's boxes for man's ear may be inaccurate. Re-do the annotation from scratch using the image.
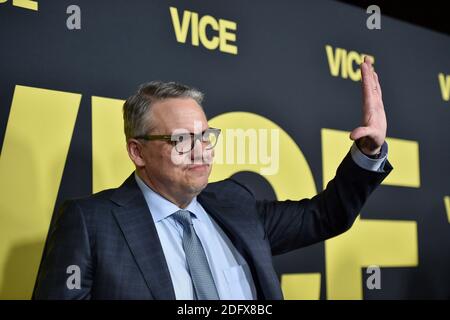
[127,139,146,167]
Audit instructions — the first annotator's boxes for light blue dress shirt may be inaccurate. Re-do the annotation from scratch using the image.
[135,173,254,300]
[134,141,388,300]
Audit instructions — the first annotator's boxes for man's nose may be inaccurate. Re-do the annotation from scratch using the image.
[191,139,212,161]
[191,139,204,159]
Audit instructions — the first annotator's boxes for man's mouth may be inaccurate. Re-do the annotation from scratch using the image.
[187,164,210,171]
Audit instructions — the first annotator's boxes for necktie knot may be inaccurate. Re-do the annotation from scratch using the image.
[172,209,193,229]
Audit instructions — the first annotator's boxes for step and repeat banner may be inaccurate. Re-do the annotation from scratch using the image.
[0,0,449,299]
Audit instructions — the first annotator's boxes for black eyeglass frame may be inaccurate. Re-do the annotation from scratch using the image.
[134,127,221,154]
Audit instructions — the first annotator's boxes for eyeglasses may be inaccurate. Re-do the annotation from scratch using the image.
[134,127,221,154]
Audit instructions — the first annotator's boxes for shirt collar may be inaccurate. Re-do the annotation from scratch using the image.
[134,172,206,224]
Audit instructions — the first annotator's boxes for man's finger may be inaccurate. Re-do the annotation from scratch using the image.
[374,71,383,99]
[361,62,376,100]
[363,56,377,84]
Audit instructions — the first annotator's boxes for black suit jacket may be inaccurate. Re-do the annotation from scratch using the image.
[33,151,392,299]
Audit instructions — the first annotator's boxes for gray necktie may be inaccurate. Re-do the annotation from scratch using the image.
[172,209,219,300]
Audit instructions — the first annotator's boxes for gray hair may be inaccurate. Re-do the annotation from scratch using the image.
[123,81,204,140]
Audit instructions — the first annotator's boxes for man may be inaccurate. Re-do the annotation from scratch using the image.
[33,57,392,299]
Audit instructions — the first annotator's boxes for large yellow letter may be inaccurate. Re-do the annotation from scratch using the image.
[321,128,419,299]
[438,73,450,102]
[209,112,320,299]
[0,85,80,299]
[91,96,133,193]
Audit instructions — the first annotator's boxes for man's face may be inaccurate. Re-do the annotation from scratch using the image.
[137,97,213,197]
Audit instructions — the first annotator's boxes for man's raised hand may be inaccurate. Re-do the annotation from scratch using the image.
[350,56,387,156]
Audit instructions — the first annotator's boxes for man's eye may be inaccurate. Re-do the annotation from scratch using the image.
[174,134,190,143]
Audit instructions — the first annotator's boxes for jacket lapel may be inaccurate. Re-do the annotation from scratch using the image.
[110,174,176,300]
[198,191,282,300]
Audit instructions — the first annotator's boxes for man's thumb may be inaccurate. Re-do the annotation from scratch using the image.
[350,126,370,141]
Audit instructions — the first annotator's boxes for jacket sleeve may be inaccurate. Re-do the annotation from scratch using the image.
[33,200,93,299]
[256,150,393,256]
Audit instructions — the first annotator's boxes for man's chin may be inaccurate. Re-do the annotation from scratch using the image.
[185,178,209,195]
[182,166,211,192]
